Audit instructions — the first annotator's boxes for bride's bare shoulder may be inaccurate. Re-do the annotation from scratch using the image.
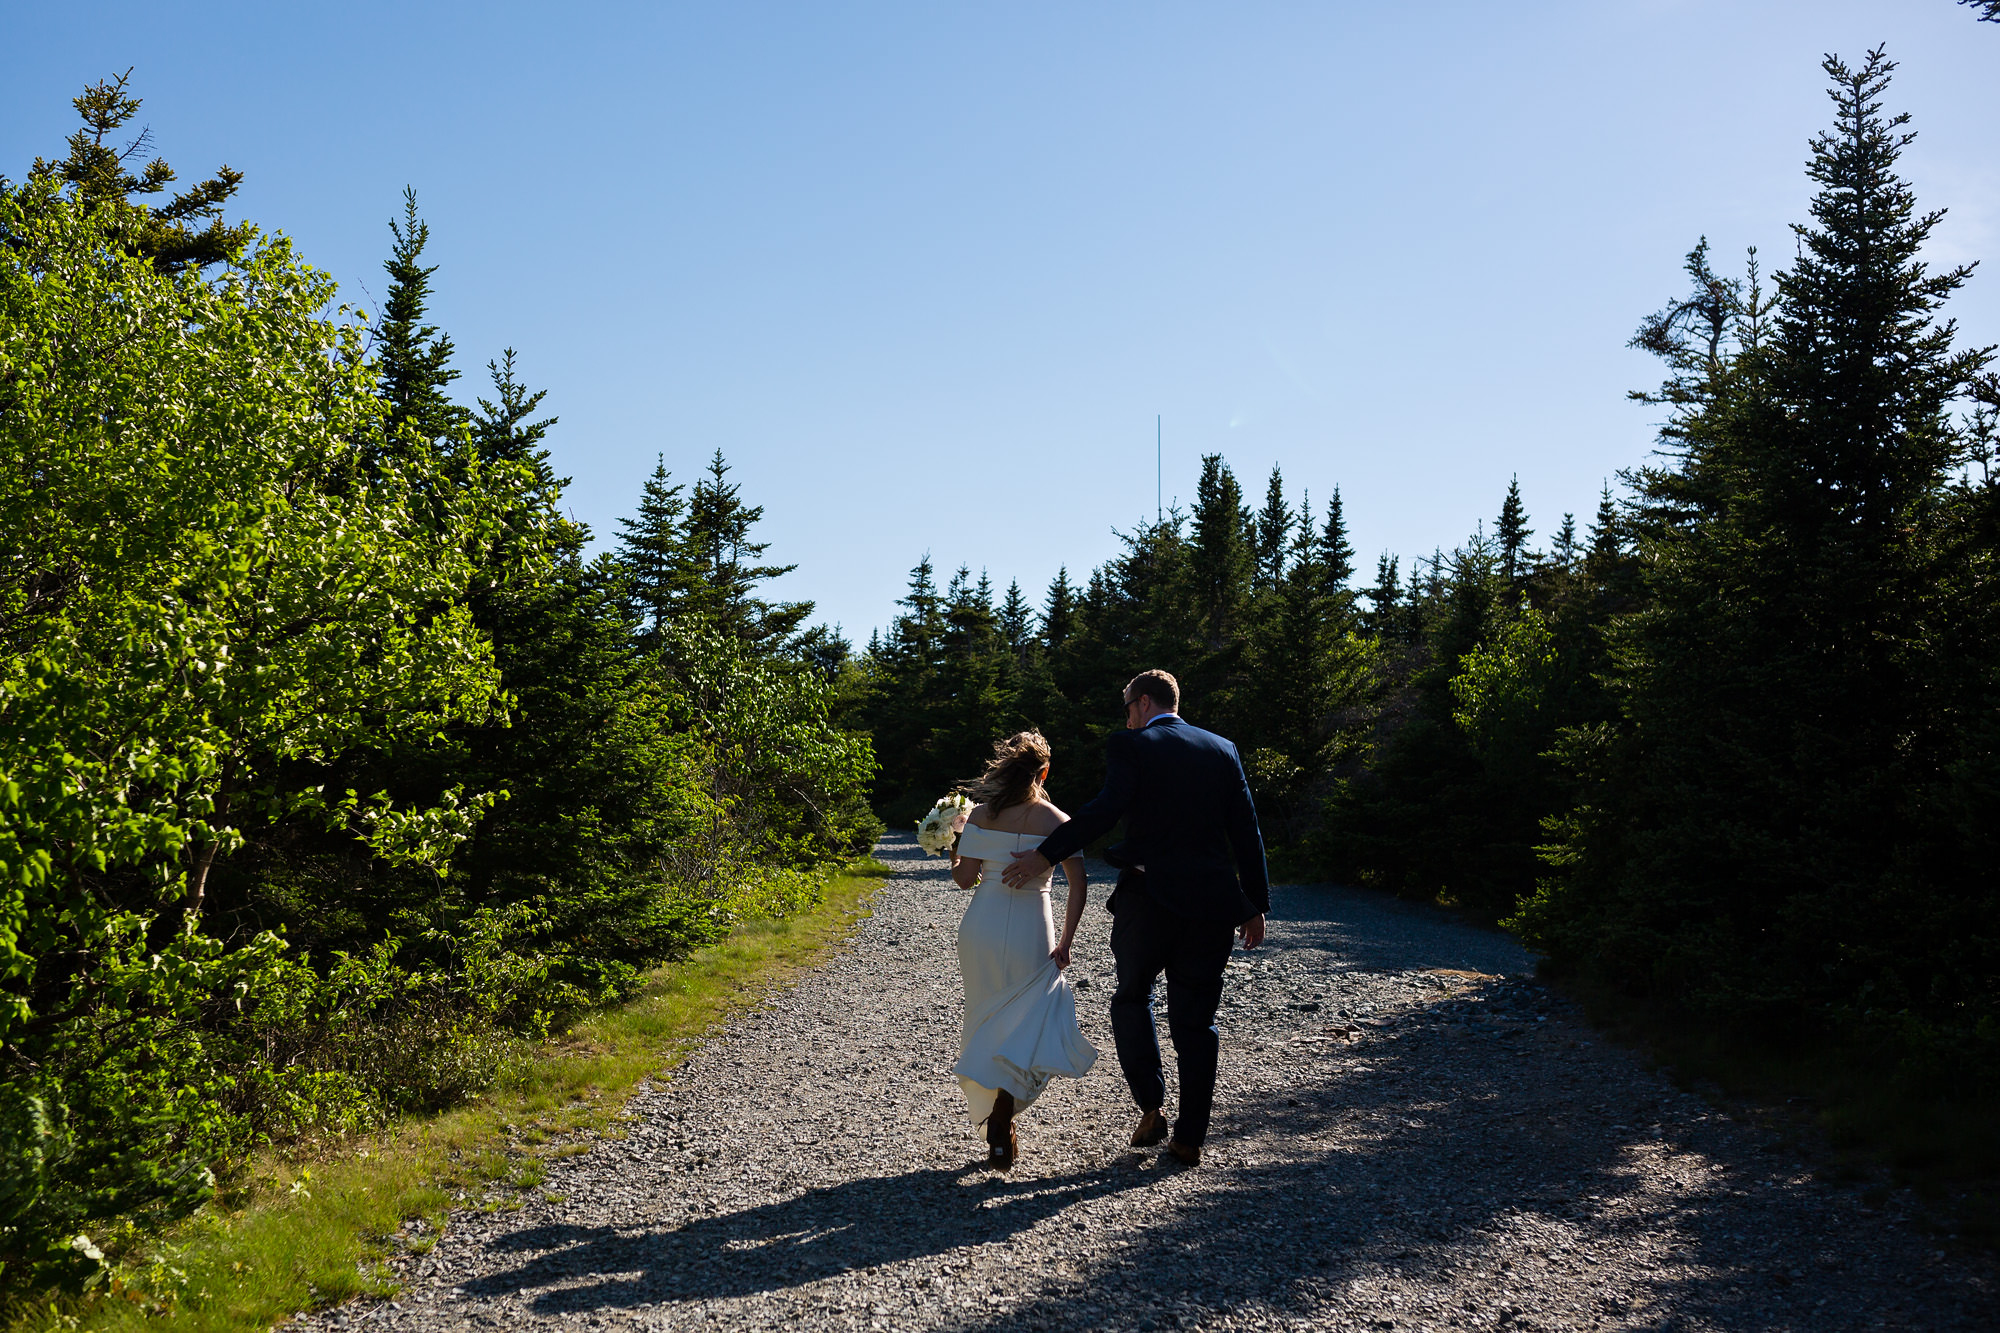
[965,801,992,828]
[1026,800,1068,833]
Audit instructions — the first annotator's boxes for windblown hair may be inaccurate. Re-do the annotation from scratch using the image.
[964,730,1052,814]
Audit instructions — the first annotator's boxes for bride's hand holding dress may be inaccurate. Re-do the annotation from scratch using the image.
[950,804,1097,1151]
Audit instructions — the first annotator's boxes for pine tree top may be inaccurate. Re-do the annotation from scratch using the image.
[25,69,252,274]
[372,188,471,458]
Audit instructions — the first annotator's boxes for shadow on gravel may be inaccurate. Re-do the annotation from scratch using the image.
[458,847,1989,1331]
[946,883,1992,1333]
[460,1162,1157,1313]
[1266,879,1536,978]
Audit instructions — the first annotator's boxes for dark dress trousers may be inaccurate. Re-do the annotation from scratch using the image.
[1035,715,1269,1146]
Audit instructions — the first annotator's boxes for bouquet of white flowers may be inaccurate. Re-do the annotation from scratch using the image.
[916,792,974,857]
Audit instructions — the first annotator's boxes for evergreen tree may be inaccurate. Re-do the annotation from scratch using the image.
[1584,485,1619,560]
[997,579,1037,661]
[1246,498,1374,826]
[371,188,470,461]
[19,69,251,273]
[1527,50,1996,1055]
[858,555,951,811]
[1253,465,1290,591]
[1552,513,1579,565]
[1189,454,1253,648]
[796,624,852,678]
[1495,475,1533,583]
[684,450,813,650]
[1042,567,1077,650]
[1316,487,1357,599]
[1365,553,1402,632]
[474,348,559,489]
[1959,0,2000,23]
[615,458,690,643]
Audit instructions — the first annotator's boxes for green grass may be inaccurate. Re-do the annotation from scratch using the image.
[1561,978,2000,1250]
[10,865,884,1333]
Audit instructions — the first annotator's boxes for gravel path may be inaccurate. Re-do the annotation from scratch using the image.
[334,834,1996,1332]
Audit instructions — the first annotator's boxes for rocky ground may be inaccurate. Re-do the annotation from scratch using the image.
[318,835,1997,1332]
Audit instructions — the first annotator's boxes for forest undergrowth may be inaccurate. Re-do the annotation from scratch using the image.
[0,861,889,1333]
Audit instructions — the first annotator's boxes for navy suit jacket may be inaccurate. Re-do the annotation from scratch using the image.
[1036,715,1269,925]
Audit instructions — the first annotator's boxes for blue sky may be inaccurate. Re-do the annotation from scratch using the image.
[7,2,1997,642]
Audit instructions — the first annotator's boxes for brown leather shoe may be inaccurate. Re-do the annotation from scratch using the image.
[1164,1138,1202,1167]
[1130,1108,1168,1147]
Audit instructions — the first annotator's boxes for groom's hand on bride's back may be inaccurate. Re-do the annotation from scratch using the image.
[1238,914,1266,949]
[1001,848,1050,888]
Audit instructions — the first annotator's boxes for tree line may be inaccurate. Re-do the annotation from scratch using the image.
[0,73,876,1291]
[849,49,1999,1107]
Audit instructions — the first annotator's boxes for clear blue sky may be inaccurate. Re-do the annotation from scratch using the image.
[8,2,1997,643]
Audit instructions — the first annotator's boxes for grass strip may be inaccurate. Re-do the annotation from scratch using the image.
[21,860,893,1333]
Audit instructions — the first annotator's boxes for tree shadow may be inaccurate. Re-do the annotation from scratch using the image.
[455,855,1989,1330]
[458,1161,1158,1313]
[938,886,1992,1331]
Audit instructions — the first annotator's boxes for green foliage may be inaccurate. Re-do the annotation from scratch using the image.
[0,74,878,1300]
[0,180,521,1288]
[1518,51,2000,1083]
[855,455,1376,843]
[368,188,472,464]
[12,69,251,274]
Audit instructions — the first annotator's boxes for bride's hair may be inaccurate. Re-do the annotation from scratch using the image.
[964,730,1051,813]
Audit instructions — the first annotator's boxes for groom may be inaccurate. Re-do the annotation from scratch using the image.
[1001,669,1268,1166]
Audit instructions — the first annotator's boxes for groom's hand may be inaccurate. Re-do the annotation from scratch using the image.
[1238,913,1266,949]
[1001,848,1050,889]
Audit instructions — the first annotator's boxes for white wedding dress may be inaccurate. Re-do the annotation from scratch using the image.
[952,823,1098,1131]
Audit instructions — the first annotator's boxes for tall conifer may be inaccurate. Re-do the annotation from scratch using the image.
[684,450,812,649]
[474,349,559,489]
[371,188,470,462]
[1552,513,1578,565]
[1495,476,1533,583]
[1317,488,1357,598]
[998,579,1037,659]
[1042,568,1077,650]
[25,70,251,273]
[615,458,689,642]
[1533,50,1996,1048]
[1190,454,1253,647]
[1253,466,1290,591]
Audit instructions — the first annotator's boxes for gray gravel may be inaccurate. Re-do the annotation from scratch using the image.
[328,833,1997,1332]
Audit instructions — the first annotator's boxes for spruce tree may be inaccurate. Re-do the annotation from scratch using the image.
[1552,513,1579,565]
[1253,465,1290,591]
[1533,49,1995,1049]
[859,555,953,809]
[23,69,251,273]
[1316,487,1357,600]
[371,188,470,462]
[1495,476,1533,583]
[1041,567,1077,651]
[997,579,1037,660]
[474,348,560,489]
[615,458,689,643]
[1584,486,1618,559]
[684,450,812,649]
[1190,454,1253,648]
[1365,553,1403,638]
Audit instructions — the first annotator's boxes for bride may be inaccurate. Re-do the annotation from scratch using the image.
[948,731,1098,1168]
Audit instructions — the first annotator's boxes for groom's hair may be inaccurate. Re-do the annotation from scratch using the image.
[1125,669,1179,712]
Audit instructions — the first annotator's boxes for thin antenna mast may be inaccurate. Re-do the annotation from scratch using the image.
[1156,415,1162,523]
